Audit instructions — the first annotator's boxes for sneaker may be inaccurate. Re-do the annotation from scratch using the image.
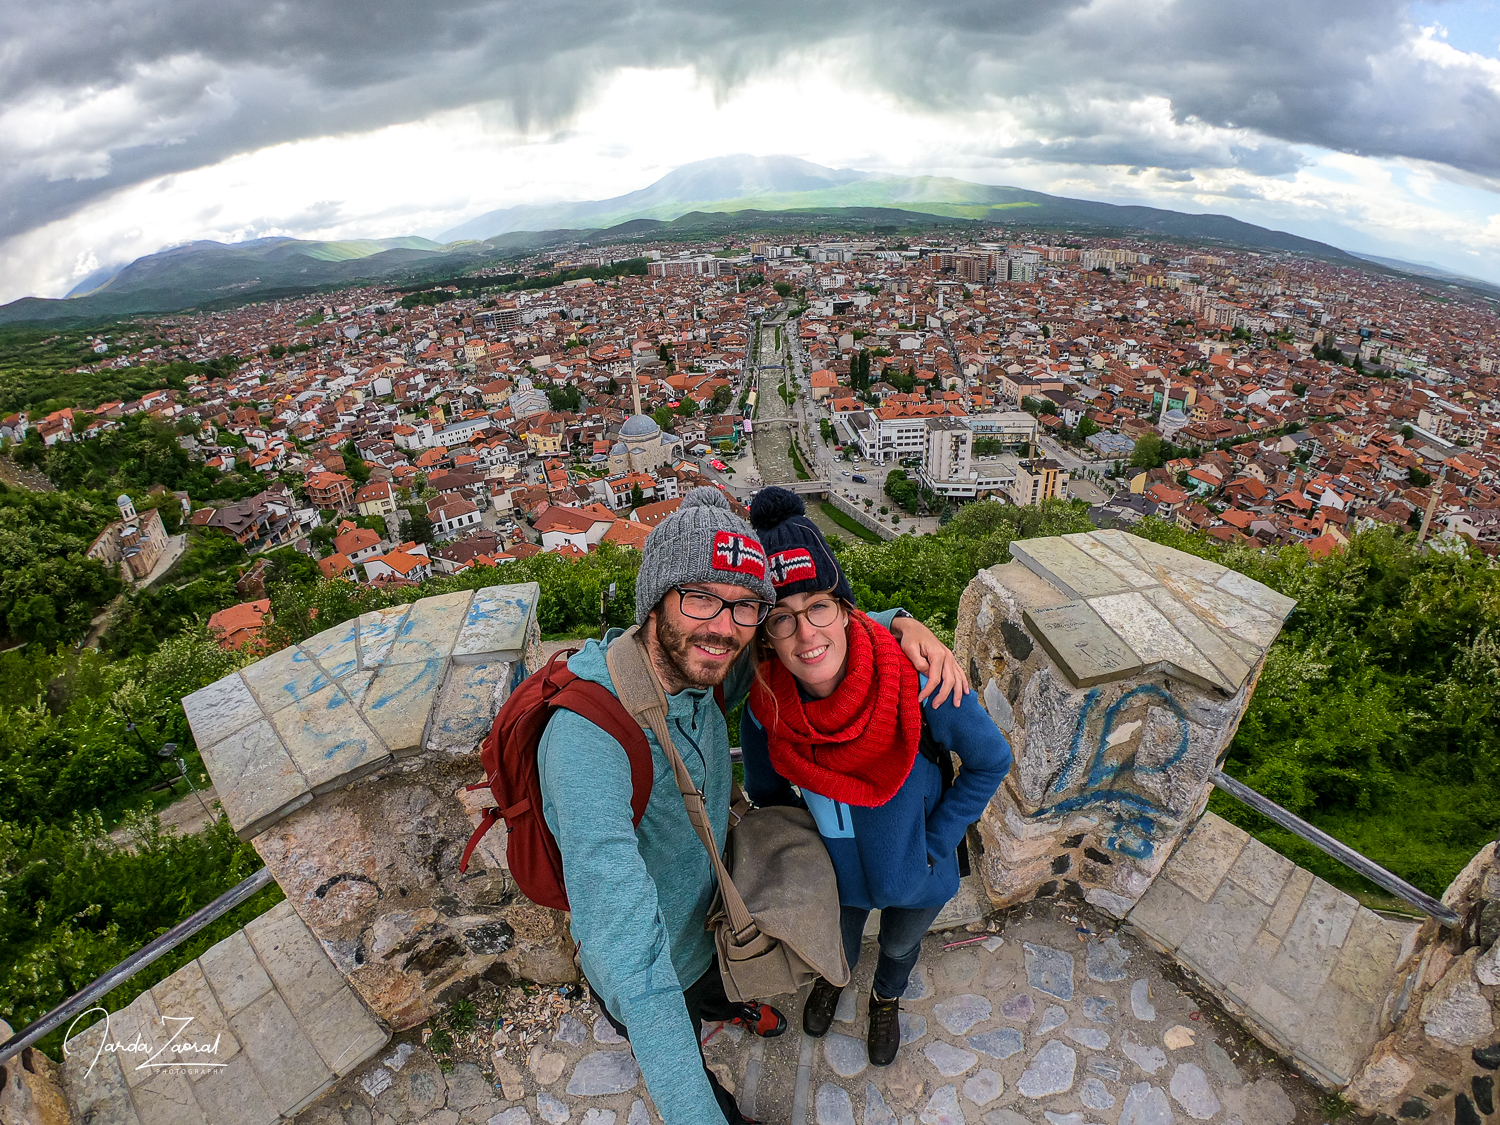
[730,1001,788,1038]
[867,991,901,1066]
[801,977,843,1038]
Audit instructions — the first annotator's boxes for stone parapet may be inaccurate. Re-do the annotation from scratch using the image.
[60,901,388,1125]
[183,582,577,1034]
[953,530,1294,916]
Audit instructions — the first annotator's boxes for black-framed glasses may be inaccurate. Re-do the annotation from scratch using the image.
[675,587,772,627]
[763,598,842,639]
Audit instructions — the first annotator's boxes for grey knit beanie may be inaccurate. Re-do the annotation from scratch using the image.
[635,487,776,624]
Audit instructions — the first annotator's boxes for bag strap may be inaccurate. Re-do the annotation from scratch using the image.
[606,626,758,941]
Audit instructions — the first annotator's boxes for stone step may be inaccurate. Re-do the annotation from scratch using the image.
[1125,811,1419,1089]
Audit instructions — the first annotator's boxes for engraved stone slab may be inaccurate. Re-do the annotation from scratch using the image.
[300,620,362,681]
[269,682,390,791]
[240,643,336,715]
[1023,602,1143,688]
[384,590,472,665]
[453,583,538,663]
[1011,537,1138,599]
[1088,591,1232,694]
[200,718,310,837]
[182,673,263,748]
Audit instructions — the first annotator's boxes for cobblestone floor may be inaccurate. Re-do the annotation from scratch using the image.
[296,901,1333,1125]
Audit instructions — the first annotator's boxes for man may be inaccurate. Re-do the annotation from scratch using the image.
[537,488,967,1124]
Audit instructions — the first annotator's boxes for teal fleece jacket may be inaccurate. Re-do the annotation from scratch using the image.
[537,611,903,1125]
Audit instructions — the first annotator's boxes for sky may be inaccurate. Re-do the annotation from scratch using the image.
[3,0,1500,305]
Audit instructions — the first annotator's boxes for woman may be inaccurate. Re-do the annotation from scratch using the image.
[740,487,1012,1066]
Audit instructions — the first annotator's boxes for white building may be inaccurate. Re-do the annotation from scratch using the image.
[916,419,1017,500]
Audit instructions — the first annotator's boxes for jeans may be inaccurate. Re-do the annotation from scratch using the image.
[839,901,947,1000]
[592,960,744,1122]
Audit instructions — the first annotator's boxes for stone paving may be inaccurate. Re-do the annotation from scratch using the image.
[293,902,1319,1125]
[1126,811,1419,1091]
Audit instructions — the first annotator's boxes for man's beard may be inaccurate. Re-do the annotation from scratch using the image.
[651,611,747,690]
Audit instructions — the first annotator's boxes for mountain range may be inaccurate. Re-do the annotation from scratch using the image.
[4,154,1473,326]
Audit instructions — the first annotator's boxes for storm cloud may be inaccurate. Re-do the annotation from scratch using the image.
[2,0,1499,245]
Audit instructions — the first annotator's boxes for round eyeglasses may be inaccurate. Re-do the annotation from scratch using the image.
[674,587,772,627]
[763,598,843,639]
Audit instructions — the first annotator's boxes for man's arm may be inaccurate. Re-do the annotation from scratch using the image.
[537,711,724,1125]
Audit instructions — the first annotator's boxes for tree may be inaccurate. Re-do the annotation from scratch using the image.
[773,281,793,298]
[1130,433,1166,469]
[674,397,698,418]
[406,512,435,545]
[630,483,645,509]
[1409,466,1433,487]
[341,441,370,486]
[710,385,733,413]
[1076,417,1100,440]
[652,406,675,433]
[547,384,582,413]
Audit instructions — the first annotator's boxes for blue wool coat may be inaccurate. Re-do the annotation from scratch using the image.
[743,675,1012,912]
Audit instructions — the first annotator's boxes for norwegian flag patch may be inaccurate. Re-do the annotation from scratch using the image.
[768,548,817,587]
[712,531,766,580]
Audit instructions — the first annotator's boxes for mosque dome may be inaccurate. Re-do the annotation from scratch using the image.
[620,414,661,439]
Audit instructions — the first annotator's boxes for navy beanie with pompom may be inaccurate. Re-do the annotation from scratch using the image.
[749,486,854,604]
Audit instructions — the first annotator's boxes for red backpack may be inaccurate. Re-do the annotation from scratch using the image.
[458,648,723,911]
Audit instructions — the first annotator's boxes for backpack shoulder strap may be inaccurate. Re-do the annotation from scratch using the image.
[549,677,656,827]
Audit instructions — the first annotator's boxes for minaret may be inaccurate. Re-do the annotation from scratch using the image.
[632,371,644,418]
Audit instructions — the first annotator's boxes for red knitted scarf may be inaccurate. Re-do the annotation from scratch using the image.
[750,610,922,807]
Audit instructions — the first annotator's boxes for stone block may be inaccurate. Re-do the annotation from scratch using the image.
[228,988,333,1116]
[1142,585,1252,690]
[1293,981,1375,1085]
[428,659,514,753]
[299,982,390,1077]
[60,1034,143,1125]
[1226,835,1295,906]
[200,718,310,839]
[1173,878,1272,988]
[110,987,164,1089]
[1164,814,1247,904]
[244,901,346,1020]
[452,583,538,663]
[128,1069,208,1125]
[1011,537,1141,599]
[148,960,240,1065]
[181,673,262,748]
[357,605,413,669]
[183,1051,279,1125]
[358,657,448,754]
[1022,601,1144,688]
[269,681,391,791]
[1089,590,1234,695]
[240,643,336,715]
[198,929,274,1019]
[300,620,363,681]
[1326,910,1407,1005]
[382,591,472,665]
[1264,866,1313,939]
[1264,878,1359,996]
[1125,877,1197,954]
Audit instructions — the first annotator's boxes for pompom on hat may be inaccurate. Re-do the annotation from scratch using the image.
[748,486,854,604]
[635,486,776,624]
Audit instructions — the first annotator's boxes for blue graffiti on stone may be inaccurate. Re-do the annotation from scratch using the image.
[1033,684,1191,859]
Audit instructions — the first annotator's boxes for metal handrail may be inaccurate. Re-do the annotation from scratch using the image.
[1211,769,1460,925]
[0,866,275,1067]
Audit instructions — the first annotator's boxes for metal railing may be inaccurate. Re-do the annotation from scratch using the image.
[0,866,275,1067]
[1210,769,1459,925]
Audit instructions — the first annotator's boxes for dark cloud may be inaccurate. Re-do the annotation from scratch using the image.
[3,0,1497,244]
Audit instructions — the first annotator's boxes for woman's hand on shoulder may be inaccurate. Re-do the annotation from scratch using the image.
[891,615,971,707]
